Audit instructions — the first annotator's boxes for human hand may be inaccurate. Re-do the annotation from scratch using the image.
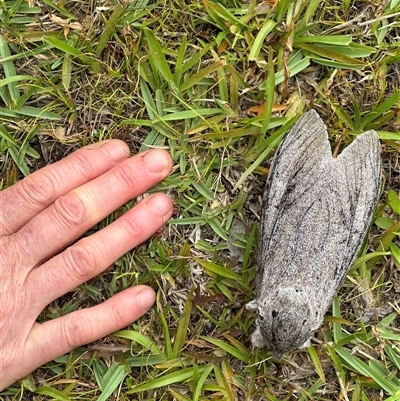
[0,140,173,390]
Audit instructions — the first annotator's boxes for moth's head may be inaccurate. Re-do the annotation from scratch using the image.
[257,287,316,359]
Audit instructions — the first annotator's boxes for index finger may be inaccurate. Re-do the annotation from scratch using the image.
[0,140,130,236]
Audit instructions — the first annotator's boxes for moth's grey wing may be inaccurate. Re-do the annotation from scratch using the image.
[253,111,381,354]
[261,110,332,207]
[308,130,382,311]
[258,111,381,313]
[256,110,332,295]
[333,130,381,276]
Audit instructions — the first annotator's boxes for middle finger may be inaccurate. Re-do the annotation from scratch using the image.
[12,149,172,270]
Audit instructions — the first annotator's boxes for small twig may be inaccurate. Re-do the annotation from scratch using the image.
[324,13,367,35]
[358,11,400,26]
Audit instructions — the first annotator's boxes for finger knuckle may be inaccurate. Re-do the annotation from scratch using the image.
[19,171,57,208]
[53,192,86,229]
[120,215,145,239]
[0,238,22,281]
[108,302,127,327]
[113,163,140,191]
[62,313,93,348]
[63,245,97,282]
[68,150,98,179]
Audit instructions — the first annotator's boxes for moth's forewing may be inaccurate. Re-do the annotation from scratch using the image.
[257,110,331,299]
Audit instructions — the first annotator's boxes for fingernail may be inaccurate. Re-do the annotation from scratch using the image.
[142,149,171,173]
[146,194,172,217]
[100,140,129,162]
[137,287,156,312]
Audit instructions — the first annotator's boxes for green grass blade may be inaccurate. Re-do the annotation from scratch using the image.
[233,116,292,190]
[8,145,30,176]
[143,27,174,84]
[296,0,324,33]
[140,78,158,119]
[331,297,343,342]
[127,367,208,393]
[195,258,242,281]
[192,181,214,200]
[298,379,325,401]
[261,48,275,134]
[193,365,215,401]
[43,36,83,56]
[388,189,400,214]
[295,35,353,45]
[390,243,400,266]
[248,19,277,61]
[153,108,224,122]
[168,217,205,225]
[242,221,257,272]
[336,348,398,395]
[35,387,70,401]
[41,0,76,18]
[0,34,19,105]
[174,33,188,86]
[0,124,16,144]
[313,43,374,57]
[207,217,228,240]
[179,61,226,92]
[200,336,250,362]
[367,221,400,269]
[96,4,123,56]
[275,0,292,23]
[308,57,366,69]
[16,106,61,120]
[385,346,400,370]
[295,43,366,67]
[272,54,310,86]
[124,355,167,366]
[307,345,326,383]
[155,88,166,116]
[351,251,391,269]
[114,330,165,356]
[172,288,193,357]
[0,74,35,89]
[359,92,400,128]
[97,362,128,401]
[62,54,72,91]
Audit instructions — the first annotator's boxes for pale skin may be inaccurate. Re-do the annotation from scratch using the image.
[0,140,173,390]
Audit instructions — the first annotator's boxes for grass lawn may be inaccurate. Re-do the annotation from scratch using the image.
[1,0,400,400]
